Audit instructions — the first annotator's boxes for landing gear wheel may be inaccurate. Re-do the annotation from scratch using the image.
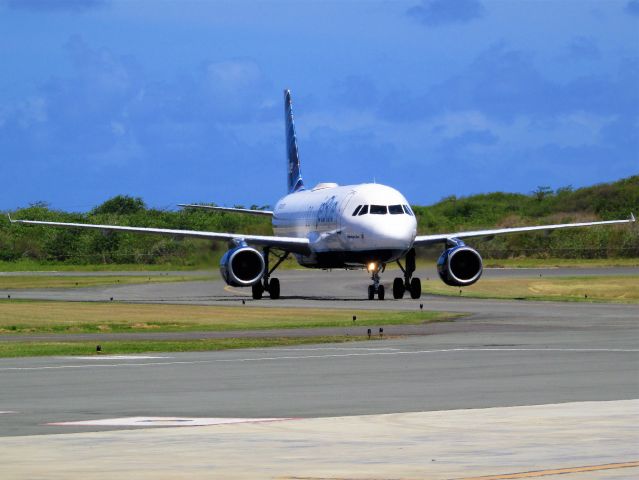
[410,277,422,299]
[392,277,405,299]
[269,278,280,299]
[368,285,375,300]
[378,284,385,300]
[252,282,264,300]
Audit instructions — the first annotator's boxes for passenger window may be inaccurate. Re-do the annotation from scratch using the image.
[389,205,404,215]
[352,205,362,216]
[370,205,387,215]
[358,205,369,216]
[403,205,414,216]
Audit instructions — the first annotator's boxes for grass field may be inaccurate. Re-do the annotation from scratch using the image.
[0,256,300,272]
[0,274,215,289]
[480,257,639,268]
[0,301,449,357]
[0,336,375,358]
[0,301,456,335]
[0,260,204,272]
[422,275,639,303]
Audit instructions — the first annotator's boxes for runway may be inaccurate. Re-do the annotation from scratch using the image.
[1,339,637,438]
[1,267,637,477]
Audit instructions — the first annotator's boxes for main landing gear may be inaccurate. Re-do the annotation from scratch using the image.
[392,248,422,299]
[252,248,288,300]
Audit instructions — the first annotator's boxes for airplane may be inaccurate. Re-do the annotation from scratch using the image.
[9,90,636,300]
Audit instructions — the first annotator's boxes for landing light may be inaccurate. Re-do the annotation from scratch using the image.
[367,262,377,273]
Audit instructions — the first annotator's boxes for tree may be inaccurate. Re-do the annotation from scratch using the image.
[92,195,146,215]
[532,186,553,201]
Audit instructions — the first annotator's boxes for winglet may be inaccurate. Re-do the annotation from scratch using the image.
[631,212,636,222]
[7,213,14,223]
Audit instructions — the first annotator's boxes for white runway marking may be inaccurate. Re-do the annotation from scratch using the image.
[0,411,16,414]
[1,347,637,372]
[70,355,171,360]
[48,416,293,427]
[273,346,401,352]
[484,267,559,270]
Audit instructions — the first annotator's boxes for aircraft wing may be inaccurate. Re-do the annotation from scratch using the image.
[178,204,274,216]
[8,217,310,254]
[414,214,636,246]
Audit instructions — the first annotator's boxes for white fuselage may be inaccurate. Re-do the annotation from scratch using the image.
[273,183,417,268]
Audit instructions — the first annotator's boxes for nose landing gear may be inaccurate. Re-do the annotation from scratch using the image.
[393,248,422,299]
[367,263,385,300]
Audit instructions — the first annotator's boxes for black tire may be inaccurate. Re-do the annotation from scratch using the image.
[252,282,264,300]
[269,278,280,299]
[410,277,422,299]
[392,277,405,299]
[378,284,385,300]
[367,285,375,300]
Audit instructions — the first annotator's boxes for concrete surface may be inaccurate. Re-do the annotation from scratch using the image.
[0,400,637,479]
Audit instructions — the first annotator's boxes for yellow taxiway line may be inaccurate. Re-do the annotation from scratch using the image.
[457,461,639,479]
[283,460,639,480]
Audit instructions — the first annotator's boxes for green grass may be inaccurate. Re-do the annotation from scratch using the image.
[0,274,216,289]
[481,257,639,268]
[0,259,207,272]
[0,256,302,272]
[0,301,458,335]
[422,275,639,303]
[0,336,376,357]
[0,301,456,357]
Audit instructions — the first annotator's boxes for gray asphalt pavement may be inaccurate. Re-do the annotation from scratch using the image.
[1,337,637,437]
[0,267,637,437]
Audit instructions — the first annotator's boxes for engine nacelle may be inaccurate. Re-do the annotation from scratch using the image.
[219,246,265,287]
[437,246,483,287]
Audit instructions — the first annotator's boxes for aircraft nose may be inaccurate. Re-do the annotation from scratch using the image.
[367,218,416,248]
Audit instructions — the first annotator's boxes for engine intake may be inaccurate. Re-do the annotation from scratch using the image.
[437,246,483,287]
[220,246,265,286]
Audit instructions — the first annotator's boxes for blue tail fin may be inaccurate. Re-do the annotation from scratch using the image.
[285,89,304,193]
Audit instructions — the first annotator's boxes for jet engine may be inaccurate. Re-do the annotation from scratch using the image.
[220,246,265,286]
[437,245,483,287]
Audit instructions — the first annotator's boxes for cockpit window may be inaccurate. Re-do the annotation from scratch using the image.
[370,205,388,215]
[358,205,369,216]
[402,204,414,216]
[352,205,362,216]
[388,204,404,215]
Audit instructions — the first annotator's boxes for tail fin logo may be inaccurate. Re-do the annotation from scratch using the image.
[285,89,304,194]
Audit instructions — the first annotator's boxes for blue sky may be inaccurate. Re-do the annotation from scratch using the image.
[1,0,638,211]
